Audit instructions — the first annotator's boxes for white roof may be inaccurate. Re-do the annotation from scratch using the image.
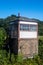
[19,21,38,25]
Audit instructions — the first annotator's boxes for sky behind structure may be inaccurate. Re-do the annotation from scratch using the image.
[0,0,43,21]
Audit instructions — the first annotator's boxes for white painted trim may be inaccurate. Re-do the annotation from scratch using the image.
[19,21,38,25]
[19,31,37,38]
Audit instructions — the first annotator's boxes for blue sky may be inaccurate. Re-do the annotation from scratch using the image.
[0,0,43,21]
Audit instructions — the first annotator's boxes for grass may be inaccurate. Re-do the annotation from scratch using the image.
[38,36,43,40]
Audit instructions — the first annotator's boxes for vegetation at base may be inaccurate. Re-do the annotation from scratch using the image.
[0,53,43,65]
[0,29,43,65]
[38,36,43,61]
[0,15,43,65]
